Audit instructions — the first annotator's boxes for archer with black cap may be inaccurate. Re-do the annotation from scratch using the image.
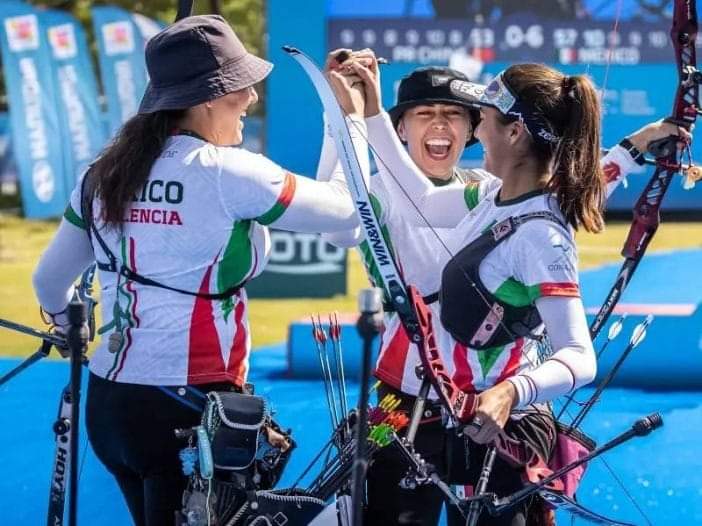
[322,56,490,526]
[31,15,371,525]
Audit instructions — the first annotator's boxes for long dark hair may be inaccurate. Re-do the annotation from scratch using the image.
[502,64,605,233]
[89,110,184,226]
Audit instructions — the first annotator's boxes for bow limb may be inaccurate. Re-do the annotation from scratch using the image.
[590,0,699,339]
[284,46,477,425]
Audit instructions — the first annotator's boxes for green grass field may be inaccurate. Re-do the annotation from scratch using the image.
[2,213,701,357]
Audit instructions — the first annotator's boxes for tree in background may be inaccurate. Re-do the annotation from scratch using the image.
[0,0,266,112]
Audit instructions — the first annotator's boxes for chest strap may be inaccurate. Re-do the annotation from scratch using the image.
[440,210,566,350]
[81,172,243,301]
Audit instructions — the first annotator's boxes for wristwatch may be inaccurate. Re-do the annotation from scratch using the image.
[618,138,646,166]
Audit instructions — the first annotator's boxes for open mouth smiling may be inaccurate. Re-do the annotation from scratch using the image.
[425,138,452,160]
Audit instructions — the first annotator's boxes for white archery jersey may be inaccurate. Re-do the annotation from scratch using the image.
[367,170,501,396]
[64,135,299,386]
[394,142,639,394]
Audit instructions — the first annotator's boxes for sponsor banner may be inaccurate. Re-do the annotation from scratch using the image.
[91,6,150,137]
[246,230,347,298]
[131,12,166,42]
[42,9,106,189]
[0,112,17,188]
[0,1,68,218]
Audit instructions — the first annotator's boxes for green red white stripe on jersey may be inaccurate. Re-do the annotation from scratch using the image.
[63,204,86,230]
[494,279,580,307]
[106,237,140,381]
[217,220,260,321]
[256,171,296,225]
[464,183,481,210]
[539,282,580,297]
[187,250,251,386]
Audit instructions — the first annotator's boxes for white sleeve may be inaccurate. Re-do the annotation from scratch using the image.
[318,113,368,245]
[316,113,337,183]
[507,296,596,408]
[366,111,470,228]
[218,147,292,219]
[322,228,363,248]
[219,116,370,233]
[33,219,95,324]
[602,144,645,199]
[274,116,370,232]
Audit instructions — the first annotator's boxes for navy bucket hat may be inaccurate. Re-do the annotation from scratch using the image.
[139,15,273,114]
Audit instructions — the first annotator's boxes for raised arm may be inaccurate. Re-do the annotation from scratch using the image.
[602,119,692,198]
[365,111,473,228]
[220,61,371,234]
[218,118,369,234]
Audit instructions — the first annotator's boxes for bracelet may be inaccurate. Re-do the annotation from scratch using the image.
[618,138,646,166]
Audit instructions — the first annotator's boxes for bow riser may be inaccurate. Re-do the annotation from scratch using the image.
[623,0,698,265]
[672,0,699,125]
[409,287,477,421]
[591,0,699,340]
[622,166,673,260]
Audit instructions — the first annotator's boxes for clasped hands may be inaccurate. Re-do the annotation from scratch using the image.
[325,48,382,118]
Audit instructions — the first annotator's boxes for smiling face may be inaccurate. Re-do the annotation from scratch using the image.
[397,103,472,180]
[473,106,523,176]
[207,85,258,145]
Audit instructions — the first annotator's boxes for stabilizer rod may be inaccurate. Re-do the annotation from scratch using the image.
[491,413,663,513]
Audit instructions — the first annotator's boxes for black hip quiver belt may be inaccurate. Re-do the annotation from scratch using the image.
[178,391,298,525]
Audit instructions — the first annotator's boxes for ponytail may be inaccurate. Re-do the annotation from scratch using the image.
[90,110,185,226]
[503,65,605,233]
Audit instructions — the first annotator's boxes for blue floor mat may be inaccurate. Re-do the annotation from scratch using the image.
[0,346,700,525]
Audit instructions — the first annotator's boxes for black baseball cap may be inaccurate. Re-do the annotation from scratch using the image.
[388,67,481,147]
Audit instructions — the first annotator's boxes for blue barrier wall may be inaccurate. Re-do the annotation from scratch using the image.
[287,250,702,388]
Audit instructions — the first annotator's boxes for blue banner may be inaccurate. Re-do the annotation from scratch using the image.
[0,111,16,188]
[42,9,106,189]
[0,1,68,218]
[91,5,149,137]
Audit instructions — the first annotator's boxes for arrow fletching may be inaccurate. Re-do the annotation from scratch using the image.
[629,314,653,348]
[607,314,627,341]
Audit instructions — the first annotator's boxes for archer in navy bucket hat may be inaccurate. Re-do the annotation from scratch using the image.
[139,15,272,114]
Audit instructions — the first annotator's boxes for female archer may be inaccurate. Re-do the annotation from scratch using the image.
[330,53,688,525]
[31,16,369,525]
